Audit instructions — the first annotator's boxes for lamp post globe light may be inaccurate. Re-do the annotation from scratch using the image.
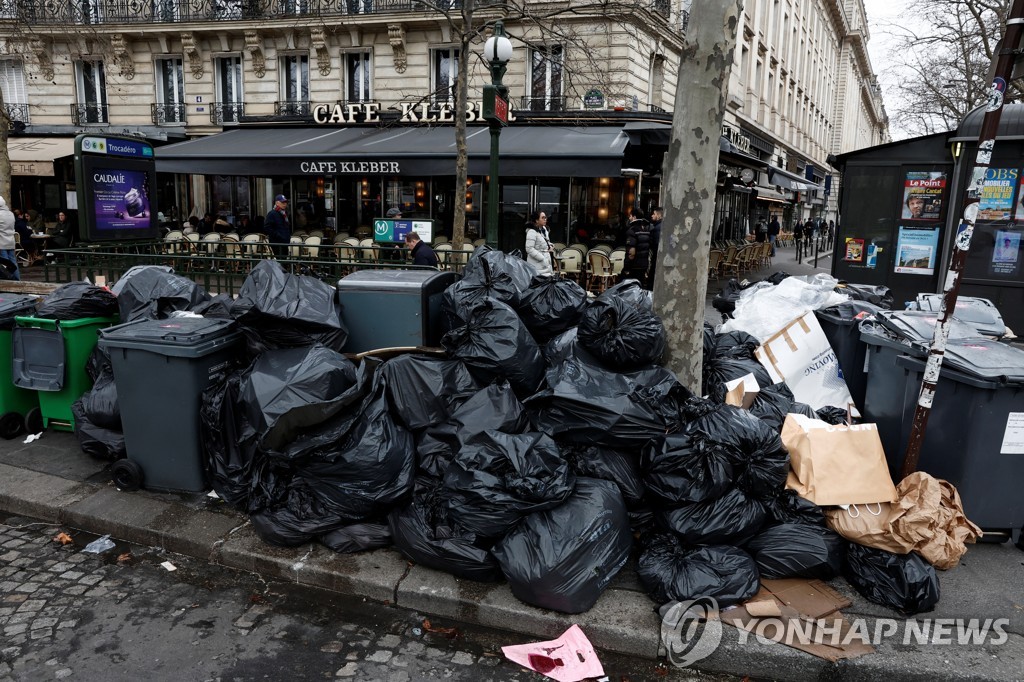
[482,21,513,249]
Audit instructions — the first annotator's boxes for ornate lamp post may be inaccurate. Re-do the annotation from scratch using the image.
[482,21,513,248]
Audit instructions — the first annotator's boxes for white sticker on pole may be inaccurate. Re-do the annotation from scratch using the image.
[1000,412,1024,454]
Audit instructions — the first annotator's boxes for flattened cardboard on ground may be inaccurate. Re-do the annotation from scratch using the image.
[716,578,874,662]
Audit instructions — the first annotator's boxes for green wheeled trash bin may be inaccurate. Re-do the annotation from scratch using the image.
[98,318,241,493]
[11,315,119,432]
[0,295,42,438]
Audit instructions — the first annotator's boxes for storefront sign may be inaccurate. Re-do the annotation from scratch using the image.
[299,161,401,174]
[373,218,433,242]
[721,124,752,155]
[11,161,53,177]
[313,100,516,125]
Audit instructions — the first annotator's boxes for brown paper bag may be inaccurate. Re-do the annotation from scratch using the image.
[826,472,982,570]
[783,414,898,506]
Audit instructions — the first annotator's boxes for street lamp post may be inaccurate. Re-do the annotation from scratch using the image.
[482,21,513,249]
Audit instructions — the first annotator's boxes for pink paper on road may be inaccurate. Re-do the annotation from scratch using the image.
[501,624,605,682]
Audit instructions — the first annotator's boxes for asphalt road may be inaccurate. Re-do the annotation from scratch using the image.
[0,515,731,682]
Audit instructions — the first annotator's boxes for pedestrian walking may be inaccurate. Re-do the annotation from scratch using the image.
[624,207,654,289]
[767,214,780,256]
[0,197,20,281]
[649,206,664,282]
[524,210,554,276]
[404,231,438,268]
[264,194,291,257]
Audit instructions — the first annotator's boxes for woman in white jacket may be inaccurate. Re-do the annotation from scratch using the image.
[524,210,554,276]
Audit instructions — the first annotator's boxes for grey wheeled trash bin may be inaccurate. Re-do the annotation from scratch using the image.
[99,318,241,493]
[336,269,458,353]
[893,343,1024,533]
[914,294,1006,339]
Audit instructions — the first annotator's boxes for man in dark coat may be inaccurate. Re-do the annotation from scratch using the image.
[625,207,654,289]
[767,215,780,256]
[404,231,438,268]
[264,194,291,257]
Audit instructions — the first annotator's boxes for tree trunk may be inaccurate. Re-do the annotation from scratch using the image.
[0,86,10,203]
[653,0,742,393]
[451,0,474,251]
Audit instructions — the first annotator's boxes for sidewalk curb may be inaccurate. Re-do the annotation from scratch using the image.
[3,463,1022,681]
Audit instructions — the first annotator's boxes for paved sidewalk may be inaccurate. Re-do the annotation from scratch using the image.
[1,427,1022,681]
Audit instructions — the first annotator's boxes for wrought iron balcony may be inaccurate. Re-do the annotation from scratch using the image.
[3,102,30,125]
[10,0,503,25]
[519,96,566,112]
[681,9,689,33]
[71,103,109,125]
[275,100,312,117]
[653,0,669,16]
[151,103,187,125]
[211,102,245,125]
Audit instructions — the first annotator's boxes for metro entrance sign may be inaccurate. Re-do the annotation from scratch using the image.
[482,85,509,126]
[373,218,434,242]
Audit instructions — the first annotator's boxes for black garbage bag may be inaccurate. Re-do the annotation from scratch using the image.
[703,357,773,403]
[659,487,767,546]
[516,276,589,343]
[763,489,826,526]
[600,280,653,311]
[745,523,845,579]
[836,282,894,309]
[687,404,789,501]
[389,477,503,582]
[320,522,392,553]
[36,282,118,320]
[461,246,534,294]
[417,381,530,478]
[201,370,258,511]
[790,401,819,419]
[114,267,210,322]
[577,288,666,370]
[816,405,850,425]
[628,506,656,534]
[231,260,348,356]
[249,490,347,547]
[637,532,759,607]
[443,430,575,540]
[492,478,632,614]
[0,258,18,281]
[380,354,484,431]
[641,434,734,507]
[765,271,790,285]
[562,443,646,508]
[71,398,126,461]
[844,543,940,615]
[748,382,796,432]
[712,278,750,318]
[191,293,235,320]
[443,248,534,326]
[441,298,544,398]
[530,331,690,448]
[710,330,761,361]
[79,365,120,431]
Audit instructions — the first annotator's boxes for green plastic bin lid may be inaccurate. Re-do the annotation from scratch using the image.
[100,317,236,346]
[0,294,38,328]
[942,338,1024,384]
[914,294,1006,338]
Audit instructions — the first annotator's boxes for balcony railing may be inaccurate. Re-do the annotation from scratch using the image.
[519,96,566,112]
[9,0,503,25]
[681,9,689,33]
[653,0,669,16]
[3,102,30,125]
[151,103,187,125]
[275,100,312,117]
[71,103,108,125]
[211,102,245,125]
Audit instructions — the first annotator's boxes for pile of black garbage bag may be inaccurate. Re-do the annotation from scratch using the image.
[69,253,937,616]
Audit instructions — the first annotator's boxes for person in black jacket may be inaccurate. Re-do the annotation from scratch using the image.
[264,194,291,257]
[404,231,438,268]
[624,207,654,289]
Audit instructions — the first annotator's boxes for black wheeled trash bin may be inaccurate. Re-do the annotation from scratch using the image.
[336,269,458,353]
[893,340,1024,535]
[814,301,883,411]
[98,318,241,493]
[914,294,1006,339]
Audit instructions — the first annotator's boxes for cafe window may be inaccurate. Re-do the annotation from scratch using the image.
[345,51,372,102]
[432,48,459,105]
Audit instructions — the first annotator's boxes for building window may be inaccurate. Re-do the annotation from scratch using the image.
[75,0,103,23]
[529,45,563,111]
[432,48,459,104]
[215,55,244,123]
[281,55,309,101]
[75,60,107,123]
[0,60,28,123]
[345,51,372,102]
[154,58,185,124]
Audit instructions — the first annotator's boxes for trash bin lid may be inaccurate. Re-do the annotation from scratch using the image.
[816,300,883,324]
[100,317,236,346]
[336,269,448,292]
[0,294,38,328]
[874,311,980,345]
[914,294,1006,338]
[942,338,1024,384]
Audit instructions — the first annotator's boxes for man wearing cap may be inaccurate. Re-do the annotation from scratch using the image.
[265,194,291,257]
[386,207,402,220]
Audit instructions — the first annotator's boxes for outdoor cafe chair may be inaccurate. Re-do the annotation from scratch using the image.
[587,249,614,293]
[434,242,453,270]
[708,249,725,280]
[303,235,322,259]
[558,247,583,283]
[609,248,627,280]
[289,236,304,259]
[591,243,613,256]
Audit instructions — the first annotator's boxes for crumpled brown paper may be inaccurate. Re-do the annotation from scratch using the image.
[825,471,982,570]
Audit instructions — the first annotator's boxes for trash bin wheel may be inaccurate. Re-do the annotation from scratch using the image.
[111,459,143,492]
[23,408,43,436]
[0,412,24,439]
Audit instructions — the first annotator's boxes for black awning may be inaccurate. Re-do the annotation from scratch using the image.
[155,125,630,177]
[768,165,824,192]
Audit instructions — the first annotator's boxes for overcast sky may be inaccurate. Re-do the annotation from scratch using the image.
[862,0,908,137]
